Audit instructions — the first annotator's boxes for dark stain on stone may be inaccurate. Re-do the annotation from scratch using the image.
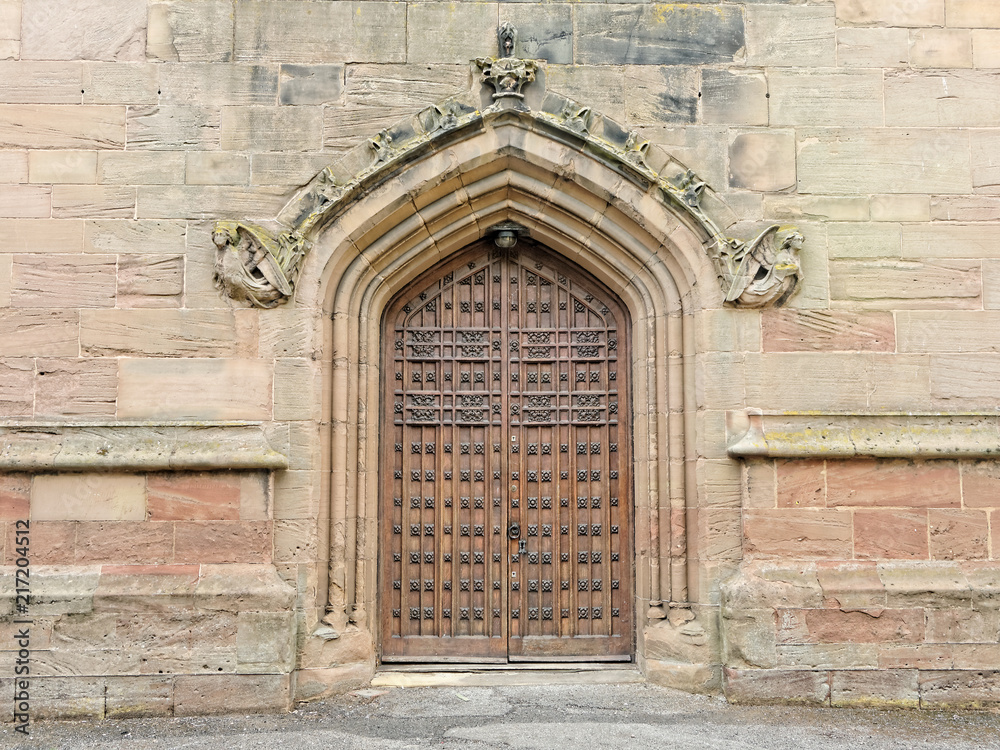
[658,92,698,124]
[575,5,745,66]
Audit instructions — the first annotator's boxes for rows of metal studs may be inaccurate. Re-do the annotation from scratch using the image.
[391,523,620,536]
[394,496,618,508]
[398,442,617,453]
[398,265,611,313]
[394,578,620,592]
[396,370,617,382]
[391,607,620,620]
[393,578,620,592]
[393,472,618,483]
[401,299,606,314]
[393,443,618,482]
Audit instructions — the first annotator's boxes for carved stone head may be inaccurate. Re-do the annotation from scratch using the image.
[771,227,804,281]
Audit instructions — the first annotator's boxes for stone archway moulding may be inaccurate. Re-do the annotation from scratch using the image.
[213,28,803,313]
[213,27,805,686]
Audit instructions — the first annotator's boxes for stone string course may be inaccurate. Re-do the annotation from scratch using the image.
[1,0,1000,716]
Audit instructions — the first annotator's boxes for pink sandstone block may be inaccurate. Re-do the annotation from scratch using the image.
[779,607,925,645]
[961,462,1000,508]
[724,667,830,705]
[147,472,242,521]
[827,460,961,508]
[831,669,919,708]
[763,310,895,353]
[75,521,174,564]
[878,644,954,670]
[776,459,826,508]
[0,474,30,520]
[8,520,75,564]
[816,561,886,609]
[173,521,272,564]
[855,509,930,560]
[744,510,853,560]
[172,674,290,716]
[928,509,988,561]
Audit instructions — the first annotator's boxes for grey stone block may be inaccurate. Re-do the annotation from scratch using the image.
[746,5,836,67]
[406,3,498,64]
[148,0,235,63]
[159,64,279,106]
[280,64,345,106]
[545,66,624,120]
[503,4,573,65]
[235,1,406,64]
[220,106,323,152]
[624,66,699,125]
[702,69,768,127]
[105,676,174,718]
[575,5,744,66]
[21,0,146,62]
[126,106,220,151]
[729,131,797,192]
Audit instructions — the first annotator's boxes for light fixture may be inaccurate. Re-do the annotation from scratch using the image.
[488,221,527,248]
[494,230,518,249]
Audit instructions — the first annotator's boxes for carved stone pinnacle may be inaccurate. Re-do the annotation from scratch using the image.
[498,21,516,58]
[476,23,538,103]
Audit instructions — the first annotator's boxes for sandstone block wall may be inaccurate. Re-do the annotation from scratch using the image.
[0,469,296,718]
[1,0,1000,715]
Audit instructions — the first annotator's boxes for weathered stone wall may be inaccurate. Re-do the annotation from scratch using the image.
[2,0,1000,715]
[724,457,1000,708]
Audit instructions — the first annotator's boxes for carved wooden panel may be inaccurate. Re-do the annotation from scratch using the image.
[381,240,632,662]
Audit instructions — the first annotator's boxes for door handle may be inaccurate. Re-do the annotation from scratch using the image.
[508,522,521,540]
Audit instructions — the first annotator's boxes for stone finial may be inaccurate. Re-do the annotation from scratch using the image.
[369,129,396,165]
[623,131,650,168]
[476,24,538,103]
[498,21,516,58]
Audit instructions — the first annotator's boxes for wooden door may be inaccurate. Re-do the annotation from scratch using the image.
[380,240,632,662]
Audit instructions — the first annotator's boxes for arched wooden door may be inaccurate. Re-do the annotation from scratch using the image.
[380,239,633,662]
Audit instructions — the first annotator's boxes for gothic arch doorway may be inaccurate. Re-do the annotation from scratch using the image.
[380,238,634,662]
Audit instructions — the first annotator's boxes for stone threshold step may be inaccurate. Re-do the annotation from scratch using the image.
[372,667,643,687]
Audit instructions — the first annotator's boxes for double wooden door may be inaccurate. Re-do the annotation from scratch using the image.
[380,240,632,662]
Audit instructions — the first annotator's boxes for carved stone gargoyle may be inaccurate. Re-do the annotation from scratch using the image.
[212,222,308,309]
[720,225,803,307]
[667,171,802,308]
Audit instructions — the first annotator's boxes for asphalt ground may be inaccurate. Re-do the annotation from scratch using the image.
[5,682,1000,750]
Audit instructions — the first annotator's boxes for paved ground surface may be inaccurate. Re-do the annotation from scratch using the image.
[6,682,1000,749]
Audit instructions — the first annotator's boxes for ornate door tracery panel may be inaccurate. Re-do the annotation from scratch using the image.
[380,240,632,662]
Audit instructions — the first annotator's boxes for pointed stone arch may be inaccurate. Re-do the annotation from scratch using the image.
[306,110,702,678]
[215,58,803,694]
